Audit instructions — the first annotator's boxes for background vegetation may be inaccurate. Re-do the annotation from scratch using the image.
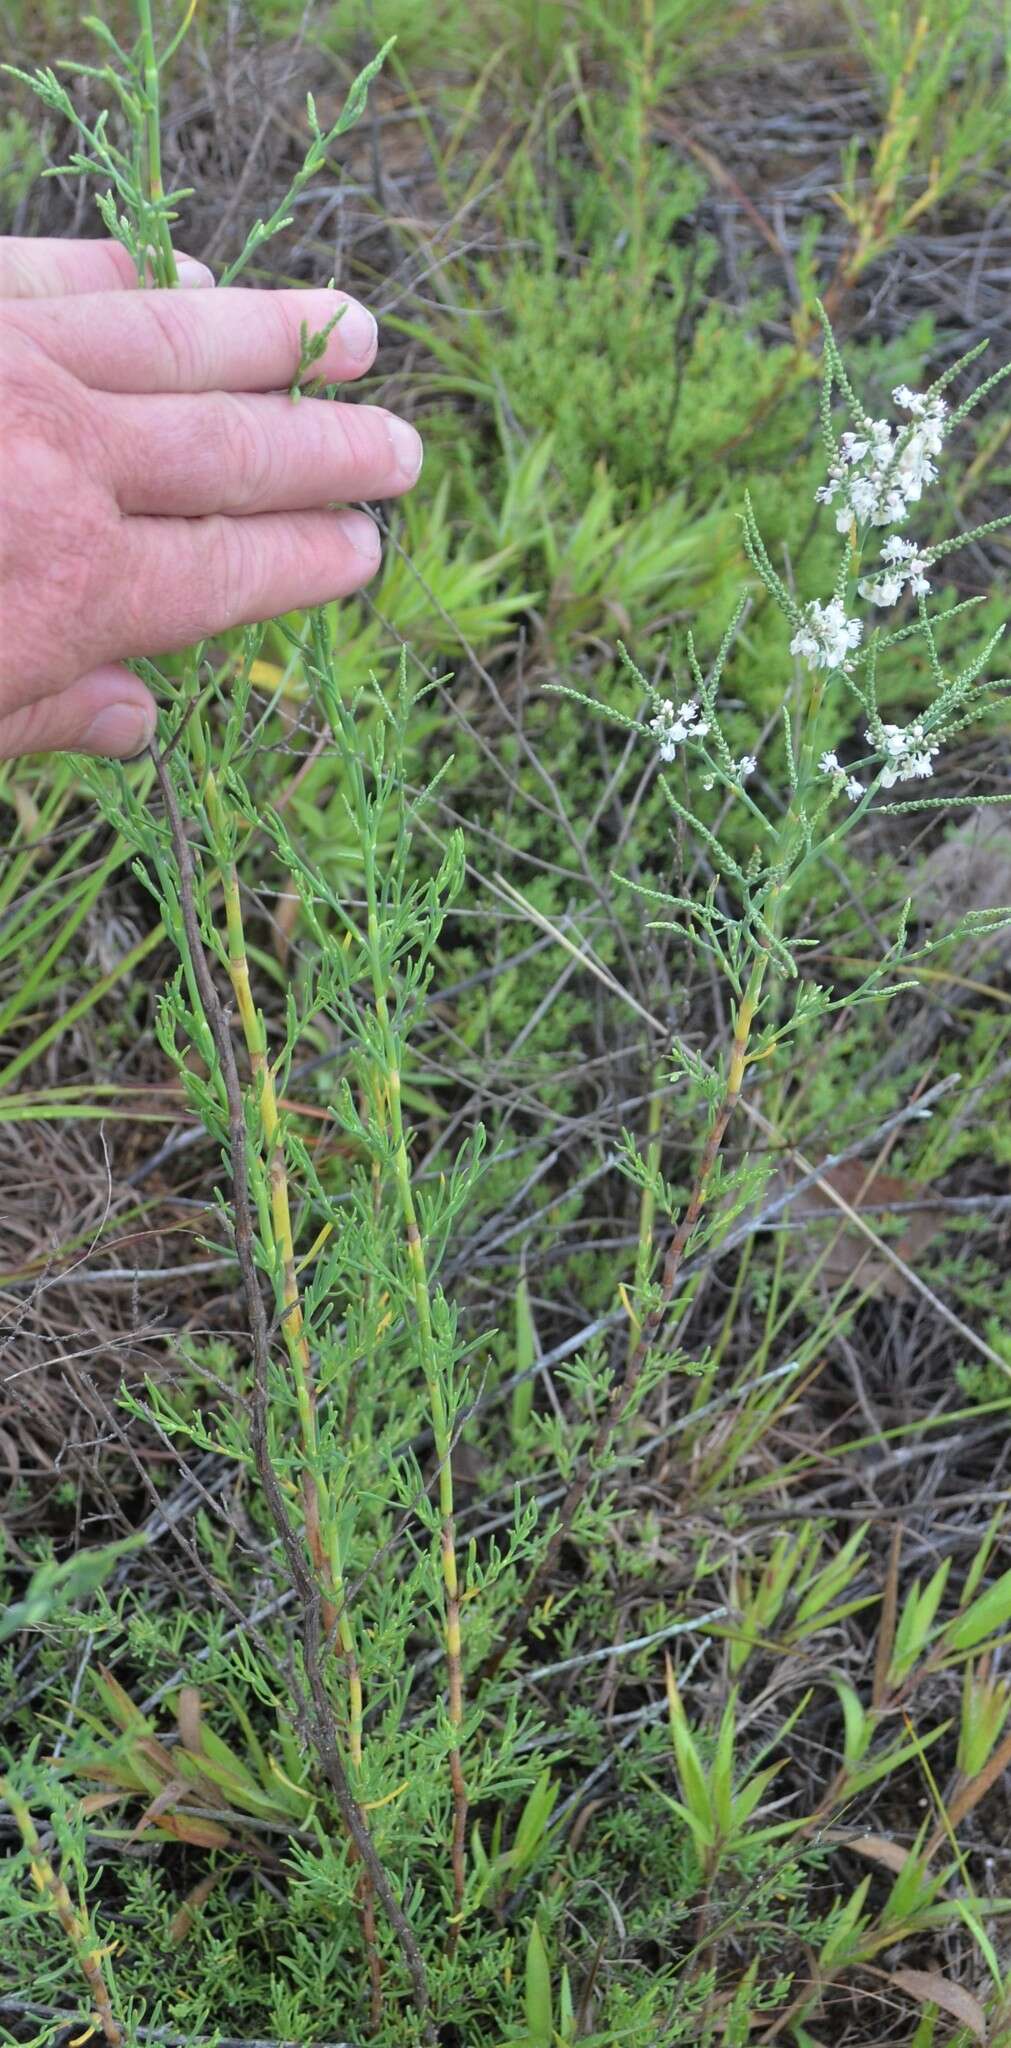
[1,1,1010,2043]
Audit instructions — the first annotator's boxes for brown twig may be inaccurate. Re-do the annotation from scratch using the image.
[147,740,434,2042]
[0,1997,361,2048]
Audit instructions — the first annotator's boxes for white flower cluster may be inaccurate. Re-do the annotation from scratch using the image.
[815,385,948,534]
[649,694,710,763]
[867,719,940,787]
[858,534,931,609]
[819,718,941,804]
[790,597,863,673]
[818,751,864,804]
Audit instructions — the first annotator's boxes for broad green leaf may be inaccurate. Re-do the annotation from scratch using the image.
[524,1921,553,2046]
[945,1568,1011,1652]
[0,1540,139,1643]
[511,1272,537,1438]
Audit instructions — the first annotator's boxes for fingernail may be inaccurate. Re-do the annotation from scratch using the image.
[335,510,381,561]
[338,299,378,362]
[174,254,216,288]
[387,415,424,482]
[80,703,156,757]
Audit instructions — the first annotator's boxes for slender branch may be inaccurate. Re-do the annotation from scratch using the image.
[362,833,468,1949]
[148,741,433,2041]
[0,1997,360,2048]
[485,955,766,1679]
[0,1781,123,2045]
[195,734,382,2019]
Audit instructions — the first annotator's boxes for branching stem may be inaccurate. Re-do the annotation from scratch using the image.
[361,835,468,1951]
[134,0,176,283]
[1,1777,123,2046]
[489,951,768,1675]
[149,741,431,2040]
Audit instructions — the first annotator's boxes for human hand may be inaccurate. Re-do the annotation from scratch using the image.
[0,237,422,760]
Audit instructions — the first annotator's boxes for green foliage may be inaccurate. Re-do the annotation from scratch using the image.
[0,109,47,215]
[3,2,1011,2045]
[0,1542,141,1643]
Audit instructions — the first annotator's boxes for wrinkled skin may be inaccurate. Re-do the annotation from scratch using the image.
[0,238,422,759]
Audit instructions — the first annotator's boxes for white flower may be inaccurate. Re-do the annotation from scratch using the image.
[881,535,914,566]
[649,694,710,762]
[858,534,931,609]
[735,753,758,781]
[817,388,948,533]
[819,750,863,803]
[860,571,905,607]
[893,386,948,444]
[866,718,940,787]
[790,598,863,673]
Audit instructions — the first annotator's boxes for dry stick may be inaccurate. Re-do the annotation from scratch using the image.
[0,1778,123,2045]
[0,1997,361,2048]
[484,953,768,1681]
[148,742,434,2042]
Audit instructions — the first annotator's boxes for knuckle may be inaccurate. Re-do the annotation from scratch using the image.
[329,404,373,478]
[146,293,203,388]
[216,394,276,506]
[208,514,261,626]
[118,513,263,650]
[267,290,302,382]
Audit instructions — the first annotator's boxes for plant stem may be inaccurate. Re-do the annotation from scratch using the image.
[134,0,177,284]
[489,951,768,1675]
[195,752,382,2018]
[149,741,431,2038]
[1,1778,123,2046]
[361,835,468,1951]
[627,1069,664,1367]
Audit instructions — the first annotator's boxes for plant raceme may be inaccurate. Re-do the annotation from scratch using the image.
[523,321,1011,1622]
[626,333,1010,826]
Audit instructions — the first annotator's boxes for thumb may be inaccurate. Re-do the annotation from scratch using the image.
[0,667,157,762]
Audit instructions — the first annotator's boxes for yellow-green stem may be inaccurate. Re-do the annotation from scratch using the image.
[489,945,770,1681]
[627,1070,664,1364]
[200,767,357,1652]
[364,886,468,1943]
[198,757,380,2005]
[2,1778,123,2045]
[135,0,177,284]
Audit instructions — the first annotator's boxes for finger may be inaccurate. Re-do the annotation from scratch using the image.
[105,389,423,516]
[14,285,378,393]
[0,666,155,762]
[115,507,382,654]
[0,236,214,298]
